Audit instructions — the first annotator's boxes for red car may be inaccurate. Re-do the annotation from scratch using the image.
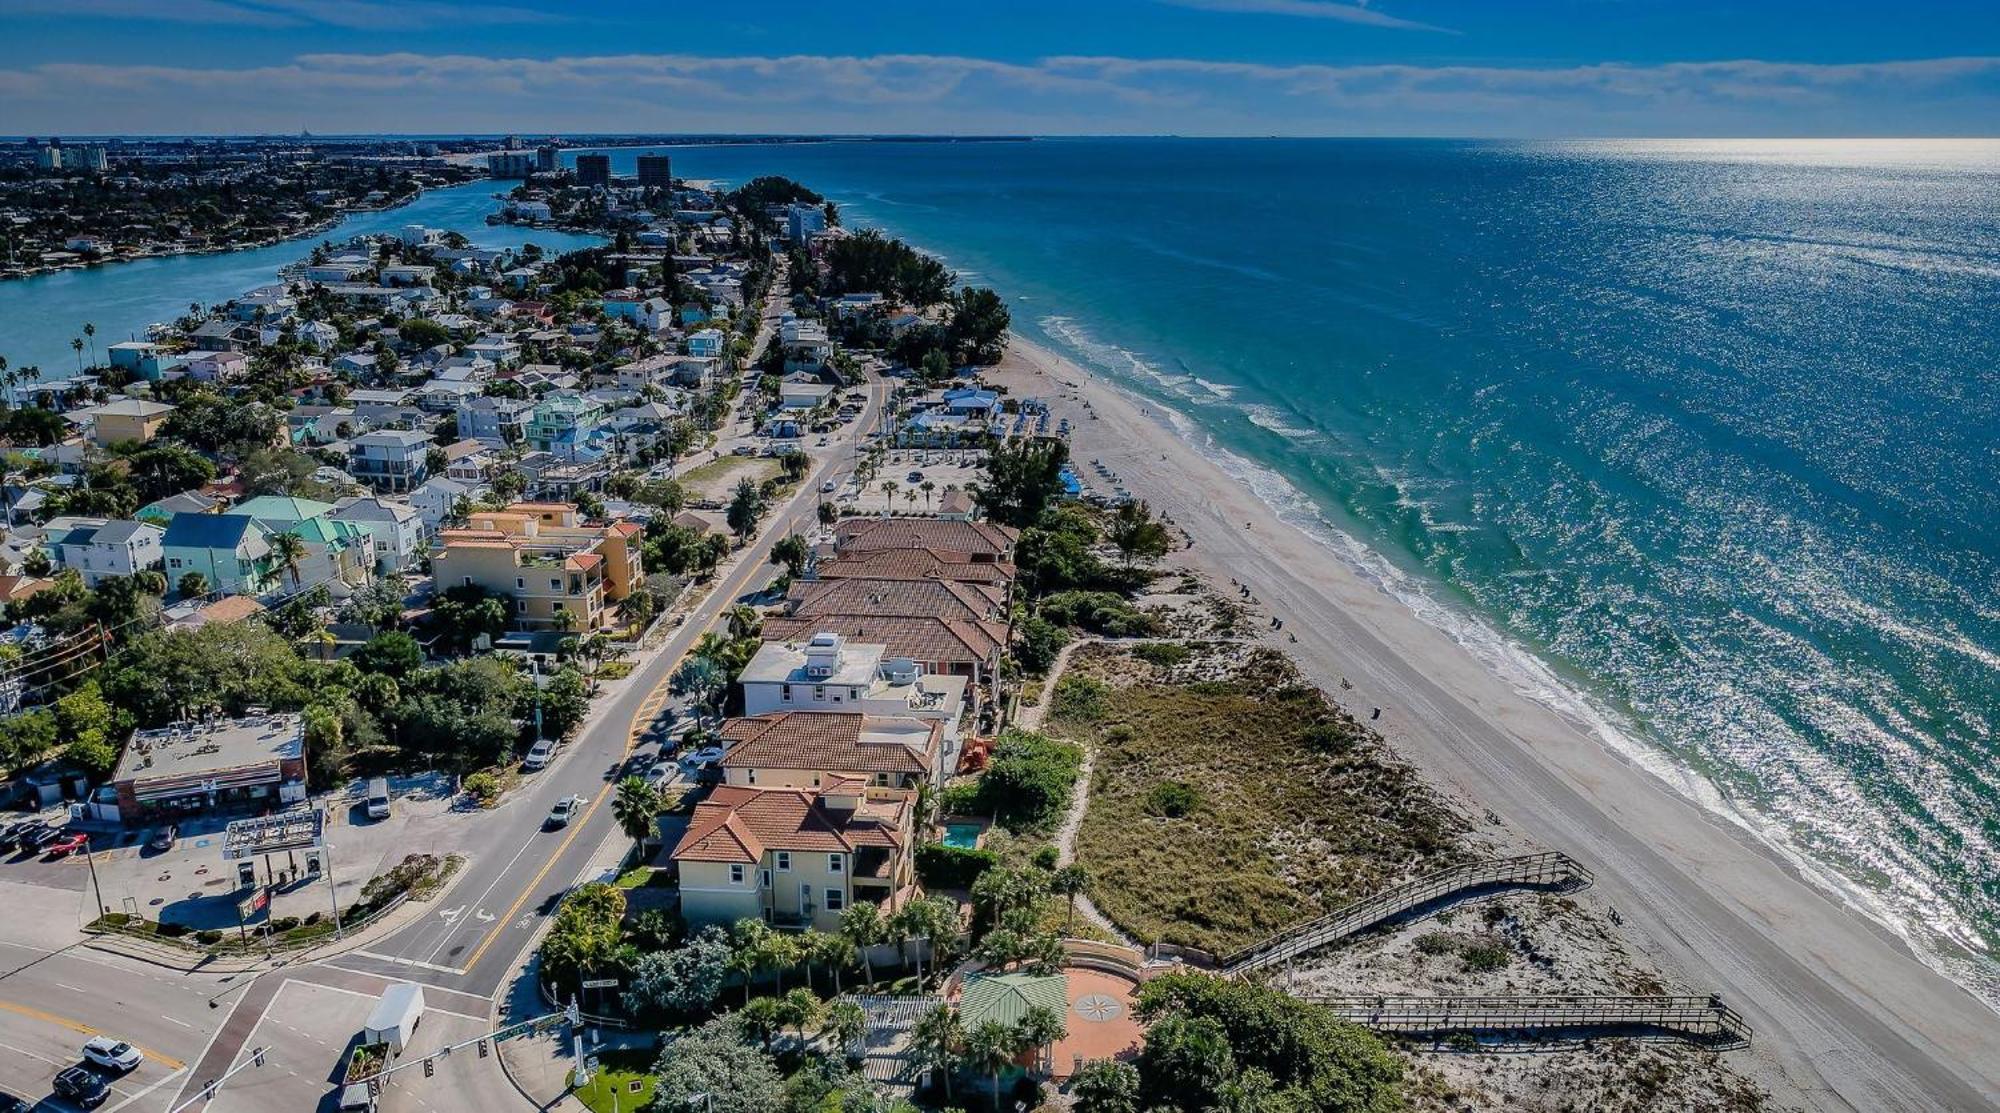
[44,832,89,858]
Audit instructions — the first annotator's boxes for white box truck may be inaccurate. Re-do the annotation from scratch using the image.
[364,982,425,1057]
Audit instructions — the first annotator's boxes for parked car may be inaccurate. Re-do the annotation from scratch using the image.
[45,832,89,858]
[545,795,585,829]
[21,824,63,851]
[906,470,924,483]
[0,1089,31,1113]
[52,1066,109,1109]
[146,824,178,852]
[820,479,837,493]
[681,745,725,769]
[523,737,556,771]
[0,821,35,851]
[364,777,392,820]
[80,1036,142,1073]
[643,762,673,791]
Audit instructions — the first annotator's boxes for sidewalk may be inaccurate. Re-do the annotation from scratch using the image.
[78,851,471,974]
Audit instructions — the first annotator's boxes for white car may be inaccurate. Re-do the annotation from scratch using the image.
[545,795,586,829]
[681,745,725,769]
[820,479,838,493]
[643,762,674,790]
[81,1036,142,1073]
[522,738,556,770]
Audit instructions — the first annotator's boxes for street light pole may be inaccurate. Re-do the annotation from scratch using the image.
[321,837,344,940]
[81,837,106,919]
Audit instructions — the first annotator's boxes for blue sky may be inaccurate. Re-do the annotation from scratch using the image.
[4,0,1998,136]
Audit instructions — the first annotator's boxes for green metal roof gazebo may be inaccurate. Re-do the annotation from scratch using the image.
[958,970,1068,1029]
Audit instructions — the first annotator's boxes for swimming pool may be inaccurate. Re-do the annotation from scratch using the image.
[942,823,983,849]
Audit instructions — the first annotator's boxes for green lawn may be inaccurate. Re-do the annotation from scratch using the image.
[570,1048,656,1113]
[678,455,780,501]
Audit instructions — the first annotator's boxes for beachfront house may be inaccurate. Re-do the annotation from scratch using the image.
[668,783,916,933]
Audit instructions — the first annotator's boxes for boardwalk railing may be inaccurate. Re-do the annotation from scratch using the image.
[1303,994,1751,1046]
[1223,852,1592,975]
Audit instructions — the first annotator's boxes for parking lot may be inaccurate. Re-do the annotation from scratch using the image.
[1,773,477,934]
[843,451,984,515]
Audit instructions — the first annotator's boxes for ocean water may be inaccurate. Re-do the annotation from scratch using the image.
[622,137,2000,1002]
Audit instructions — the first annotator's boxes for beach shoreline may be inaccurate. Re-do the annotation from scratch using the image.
[987,331,2000,1112]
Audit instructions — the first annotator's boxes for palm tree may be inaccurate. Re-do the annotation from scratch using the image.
[762,929,801,994]
[611,776,660,862]
[82,322,96,368]
[729,919,769,1005]
[552,608,579,634]
[739,996,783,1050]
[1014,1005,1068,1078]
[725,603,761,642]
[777,987,821,1049]
[810,927,853,996]
[840,902,885,990]
[879,480,897,516]
[824,998,866,1063]
[911,1003,964,1103]
[963,1020,1017,1113]
[920,480,936,509]
[270,532,309,591]
[70,337,84,374]
[1050,865,1090,934]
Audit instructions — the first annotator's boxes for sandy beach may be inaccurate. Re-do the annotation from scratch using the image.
[988,333,2000,1113]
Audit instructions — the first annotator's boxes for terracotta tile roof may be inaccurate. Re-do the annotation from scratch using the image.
[787,578,1005,623]
[761,615,1006,669]
[938,490,975,515]
[720,712,939,776]
[671,785,908,866]
[833,517,1018,558]
[816,548,1016,586]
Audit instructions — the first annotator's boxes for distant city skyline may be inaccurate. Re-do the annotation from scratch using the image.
[3,0,1997,137]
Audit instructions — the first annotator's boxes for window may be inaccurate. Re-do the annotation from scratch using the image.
[549,578,562,591]
[516,577,525,589]
[824,888,844,911]
[775,851,790,871]
[813,685,826,701]
[462,576,473,586]
[729,864,744,884]
[828,853,843,874]
[781,684,792,703]
[759,869,772,889]
[745,769,757,785]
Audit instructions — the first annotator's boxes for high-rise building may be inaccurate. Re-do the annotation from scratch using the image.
[575,154,611,188]
[74,145,109,172]
[636,154,673,189]
[536,145,559,173]
[34,145,61,171]
[503,134,523,150]
[486,151,536,178]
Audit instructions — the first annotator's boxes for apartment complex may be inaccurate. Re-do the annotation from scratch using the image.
[429,502,643,629]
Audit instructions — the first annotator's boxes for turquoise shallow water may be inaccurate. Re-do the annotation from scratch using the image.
[0,180,604,373]
[635,137,2000,1000]
[3,139,1996,1002]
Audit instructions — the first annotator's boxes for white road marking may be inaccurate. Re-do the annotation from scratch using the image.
[344,950,467,976]
[285,980,491,1024]
[161,1014,195,1029]
[103,1066,189,1113]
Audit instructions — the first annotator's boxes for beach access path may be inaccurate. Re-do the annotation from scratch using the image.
[989,335,2000,1113]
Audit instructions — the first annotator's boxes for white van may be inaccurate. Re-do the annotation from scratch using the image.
[364,778,391,820]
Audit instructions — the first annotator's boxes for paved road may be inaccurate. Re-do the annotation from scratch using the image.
[171,319,890,1109]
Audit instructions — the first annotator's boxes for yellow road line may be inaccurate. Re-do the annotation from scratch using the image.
[461,394,874,978]
[0,998,188,1070]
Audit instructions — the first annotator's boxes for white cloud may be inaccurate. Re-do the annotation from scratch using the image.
[4,0,561,29]
[1155,0,1453,33]
[4,50,1997,137]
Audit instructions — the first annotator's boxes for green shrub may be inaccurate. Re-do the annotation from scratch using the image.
[1031,844,1060,870]
[978,729,1084,832]
[1051,674,1111,723]
[193,929,222,945]
[1014,615,1070,675]
[1414,932,1455,957]
[463,770,501,806]
[1461,940,1510,972]
[939,781,984,816]
[916,842,1000,889]
[157,922,191,938]
[1131,641,1190,668]
[1300,720,1362,755]
[1144,781,1200,819]
[1040,590,1162,637]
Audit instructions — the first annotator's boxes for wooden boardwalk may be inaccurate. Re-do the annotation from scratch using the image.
[1223,851,1592,975]
[1304,993,1752,1047]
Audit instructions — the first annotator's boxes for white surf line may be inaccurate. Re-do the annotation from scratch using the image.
[104,1066,189,1113]
[343,950,467,977]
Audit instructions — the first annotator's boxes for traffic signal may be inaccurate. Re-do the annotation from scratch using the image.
[423,1057,434,1078]
[251,1047,266,1068]
[477,1039,489,1059]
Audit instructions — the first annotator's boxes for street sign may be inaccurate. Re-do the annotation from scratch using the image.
[580,978,619,989]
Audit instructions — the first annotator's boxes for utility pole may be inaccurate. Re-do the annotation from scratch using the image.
[81,837,106,919]
[568,996,588,1087]
[321,838,345,940]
